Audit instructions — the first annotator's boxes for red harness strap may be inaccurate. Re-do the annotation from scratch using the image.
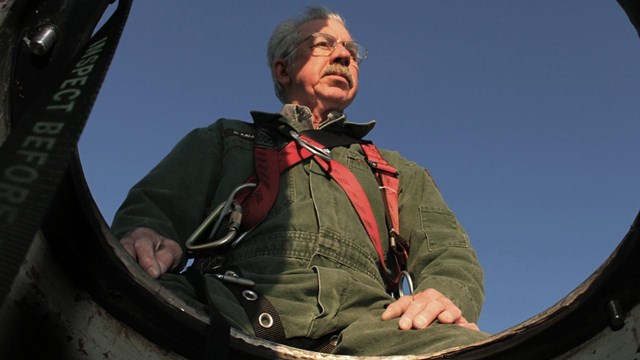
[301,139,387,272]
[237,138,316,228]
[238,142,281,228]
[238,131,406,292]
[360,144,400,234]
[361,144,410,281]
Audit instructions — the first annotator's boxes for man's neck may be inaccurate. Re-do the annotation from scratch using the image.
[287,100,343,129]
[282,104,344,130]
[310,108,331,128]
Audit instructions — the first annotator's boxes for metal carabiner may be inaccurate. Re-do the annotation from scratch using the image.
[290,131,332,161]
[185,183,256,251]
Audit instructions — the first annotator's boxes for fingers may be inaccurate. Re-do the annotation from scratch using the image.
[119,236,137,259]
[133,232,163,277]
[458,321,480,331]
[381,295,413,321]
[400,294,446,330]
[155,239,183,274]
[381,288,479,331]
[455,316,481,331]
[437,301,462,324]
[119,227,182,278]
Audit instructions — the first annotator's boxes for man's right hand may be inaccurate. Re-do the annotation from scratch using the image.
[119,227,183,278]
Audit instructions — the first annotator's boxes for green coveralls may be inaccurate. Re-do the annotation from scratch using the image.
[111,107,488,356]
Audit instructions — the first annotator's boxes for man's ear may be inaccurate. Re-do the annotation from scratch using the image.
[273,59,291,86]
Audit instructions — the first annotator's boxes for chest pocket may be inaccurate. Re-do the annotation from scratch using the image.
[420,206,470,250]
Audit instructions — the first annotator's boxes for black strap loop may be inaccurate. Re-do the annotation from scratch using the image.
[217,267,286,343]
[0,0,132,305]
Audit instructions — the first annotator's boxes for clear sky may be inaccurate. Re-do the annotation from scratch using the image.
[79,1,640,335]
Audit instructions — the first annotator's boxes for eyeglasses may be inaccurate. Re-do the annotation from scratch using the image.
[283,32,368,64]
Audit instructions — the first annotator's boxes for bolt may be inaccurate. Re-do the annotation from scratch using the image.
[607,299,625,331]
[29,25,58,55]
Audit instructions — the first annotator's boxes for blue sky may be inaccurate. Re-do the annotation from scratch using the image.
[79,1,640,335]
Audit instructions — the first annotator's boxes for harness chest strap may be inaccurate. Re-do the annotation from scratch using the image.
[301,139,388,270]
[361,143,410,272]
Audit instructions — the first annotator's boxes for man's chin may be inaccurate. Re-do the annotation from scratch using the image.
[324,74,353,89]
[319,83,356,98]
[317,92,355,110]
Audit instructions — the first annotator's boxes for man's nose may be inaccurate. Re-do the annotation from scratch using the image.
[330,42,351,66]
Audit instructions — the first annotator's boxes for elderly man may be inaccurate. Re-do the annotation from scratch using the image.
[112,6,488,356]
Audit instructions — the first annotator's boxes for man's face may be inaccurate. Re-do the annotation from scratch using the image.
[279,19,360,112]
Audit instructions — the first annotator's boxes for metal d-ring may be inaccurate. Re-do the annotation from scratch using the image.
[397,270,414,297]
[290,131,332,161]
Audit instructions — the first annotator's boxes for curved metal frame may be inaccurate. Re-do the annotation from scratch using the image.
[4,150,633,360]
[1,1,640,359]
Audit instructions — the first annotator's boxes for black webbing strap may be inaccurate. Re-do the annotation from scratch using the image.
[223,278,286,343]
[187,265,286,345]
[185,269,231,360]
[0,0,132,304]
[308,334,339,354]
[204,296,231,360]
[185,264,290,359]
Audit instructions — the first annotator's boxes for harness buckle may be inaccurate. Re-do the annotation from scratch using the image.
[290,131,332,161]
[186,183,257,251]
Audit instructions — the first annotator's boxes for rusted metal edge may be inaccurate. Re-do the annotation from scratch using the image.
[30,151,639,360]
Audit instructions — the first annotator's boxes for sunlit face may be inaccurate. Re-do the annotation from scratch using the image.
[276,19,360,113]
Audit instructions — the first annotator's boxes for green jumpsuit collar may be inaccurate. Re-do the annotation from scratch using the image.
[250,105,376,140]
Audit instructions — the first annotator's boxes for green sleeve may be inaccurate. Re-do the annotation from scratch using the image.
[111,122,224,253]
[395,157,485,322]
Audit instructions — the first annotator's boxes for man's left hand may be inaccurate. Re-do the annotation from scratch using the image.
[381,288,480,331]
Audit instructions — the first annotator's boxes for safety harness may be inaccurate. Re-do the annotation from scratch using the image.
[187,124,411,352]
[244,127,410,293]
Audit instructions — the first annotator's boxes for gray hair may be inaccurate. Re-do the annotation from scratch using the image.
[268,6,348,103]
